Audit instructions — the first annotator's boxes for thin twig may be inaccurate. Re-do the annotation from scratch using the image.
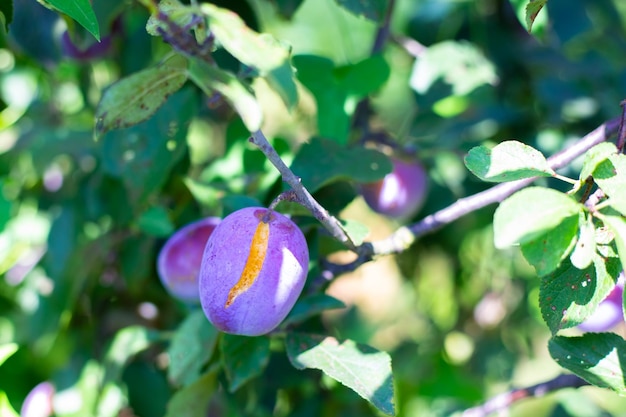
[461,374,588,417]
[617,99,626,153]
[249,130,358,251]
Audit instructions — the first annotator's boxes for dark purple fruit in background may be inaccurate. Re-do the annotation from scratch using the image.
[60,30,113,61]
[360,157,428,219]
[157,217,221,303]
[578,275,624,332]
[20,381,55,417]
[199,207,309,336]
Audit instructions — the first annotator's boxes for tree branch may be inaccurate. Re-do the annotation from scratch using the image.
[460,374,589,417]
[249,130,358,251]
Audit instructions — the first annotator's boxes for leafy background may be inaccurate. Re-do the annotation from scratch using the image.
[2,0,626,416]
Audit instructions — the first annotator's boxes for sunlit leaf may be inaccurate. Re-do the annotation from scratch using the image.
[44,0,100,40]
[165,368,218,417]
[221,334,270,392]
[168,310,219,387]
[103,326,162,383]
[549,333,626,395]
[580,142,617,181]
[286,333,395,416]
[0,391,19,417]
[593,154,626,216]
[526,0,549,33]
[465,140,555,182]
[599,214,626,273]
[570,213,596,270]
[0,343,18,366]
[95,57,188,138]
[540,255,621,334]
[187,58,262,132]
[493,187,582,248]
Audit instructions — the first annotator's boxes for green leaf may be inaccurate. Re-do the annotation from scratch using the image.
[570,213,596,270]
[101,88,196,205]
[494,187,582,248]
[521,214,578,277]
[0,0,12,32]
[282,294,346,327]
[580,142,617,181]
[220,335,270,392]
[593,154,626,216]
[167,310,219,387]
[549,333,626,395]
[165,368,218,417]
[0,391,19,417]
[137,206,174,237]
[0,343,18,367]
[45,0,100,40]
[339,54,390,96]
[103,326,161,383]
[334,0,388,22]
[340,219,370,246]
[465,140,555,182]
[95,57,188,138]
[540,255,622,334]
[286,333,395,416]
[187,58,262,132]
[526,0,549,33]
[290,137,392,192]
[599,214,626,274]
[200,3,298,109]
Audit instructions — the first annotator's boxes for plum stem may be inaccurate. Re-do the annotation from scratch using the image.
[460,374,588,417]
[249,130,358,251]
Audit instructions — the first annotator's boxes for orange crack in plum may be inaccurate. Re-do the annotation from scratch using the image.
[225,219,270,308]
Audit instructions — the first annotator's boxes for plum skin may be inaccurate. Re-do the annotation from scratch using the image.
[199,207,309,336]
[157,217,221,303]
[578,276,624,332]
[360,157,428,219]
[20,381,55,417]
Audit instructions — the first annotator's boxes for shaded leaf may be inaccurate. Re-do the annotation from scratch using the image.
[200,3,298,109]
[188,58,262,132]
[290,137,392,192]
[465,140,555,182]
[95,57,188,137]
[526,0,548,33]
[221,335,270,392]
[165,368,218,417]
[167,310,219,387]
[286,332,395,416]
[540,255,622,334]
[0,0,12,32]
[494,187,582,248]
[334,0,388,22]
[549,333,626,395]
[45,0,100,40]
[271,0,305,19]
[521,214,578,277]
[341,219,370,246]
[593,154,626,216]
[580,142,617,181]
[137,206,174,237]
[339,54,390,96]
[282,294,346,327]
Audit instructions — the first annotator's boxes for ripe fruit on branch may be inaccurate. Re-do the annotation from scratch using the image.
[157,217,221,303]
[199,207,309,336]
[360,156,428,219]
[20,381,55,417]
[60,31,113,61]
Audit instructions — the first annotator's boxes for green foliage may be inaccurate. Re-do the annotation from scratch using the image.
[43,0,100,40]
[0,0,12,32]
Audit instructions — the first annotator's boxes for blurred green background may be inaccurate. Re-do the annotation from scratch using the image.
[2,0,626,416]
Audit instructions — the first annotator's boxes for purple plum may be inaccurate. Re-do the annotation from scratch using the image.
[157,217,221,303]
[578,277,624,332]
[360,157,428,219]
[20,381,55,417]
[199,207,309,336]
[60,30,112,61]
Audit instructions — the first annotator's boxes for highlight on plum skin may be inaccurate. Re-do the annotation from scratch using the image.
[199,207,309,336]
[157,217,221,303]
[360,156,428,220]
[20,381,55,417]
[578,273,625,332]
